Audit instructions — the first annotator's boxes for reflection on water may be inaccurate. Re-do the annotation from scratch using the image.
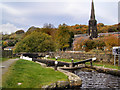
[72,69,120,88]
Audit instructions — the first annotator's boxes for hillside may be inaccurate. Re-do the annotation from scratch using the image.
[2,23,119,50]
[2,30,25,48]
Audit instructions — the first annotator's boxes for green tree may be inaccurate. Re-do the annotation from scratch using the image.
[108,26,118,32]
[94,39,105,50]
[2,34,10,40]
[97,23,104,27]
[8,40,17,46]
[15,30,24,34]
[84,40,96,51]
[2,41,8,48]
[56,24,74,51]
[23,26,40,38]
[14,32,55,53]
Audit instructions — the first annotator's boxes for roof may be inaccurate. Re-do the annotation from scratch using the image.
[4,47,14,50]
[90,0,95,20]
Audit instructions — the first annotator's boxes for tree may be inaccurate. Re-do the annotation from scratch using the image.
[103,35,118,50]
[97,23,104,27]
[8,40,17,46]
[15,30,24,34]
[108,26,118,32]
[94,39,105,50]
[56,24,73,51]
[2,41,8,48]
[14,32,55,53]
[23,26,40,38]
[84,40,96,51]
[2,34,10,40]
[73,37,87,50]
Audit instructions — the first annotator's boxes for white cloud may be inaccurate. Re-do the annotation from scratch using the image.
[1,0,118,31]
[1,0,119,2]
[0,3,21,16]
[96,2,118,24]
[0,23,23,34]
[64,2,90,20]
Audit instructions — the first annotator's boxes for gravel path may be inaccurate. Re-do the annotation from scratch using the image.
[1,58,19,75]
[0,58,19,87]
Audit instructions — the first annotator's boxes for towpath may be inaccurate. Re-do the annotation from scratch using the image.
[0,58,19,87]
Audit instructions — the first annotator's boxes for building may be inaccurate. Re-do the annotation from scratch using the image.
[88,0,98,39]
[4,47,14,51]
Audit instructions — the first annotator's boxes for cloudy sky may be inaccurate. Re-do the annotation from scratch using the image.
[0,0,119,34]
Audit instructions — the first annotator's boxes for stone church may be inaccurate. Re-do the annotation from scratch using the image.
[88,0,98,39]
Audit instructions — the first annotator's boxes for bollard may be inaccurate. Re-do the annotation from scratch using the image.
[114,55,116,66]
[32,58,35,62]
[71,58,74,67]
[55,60,58,71]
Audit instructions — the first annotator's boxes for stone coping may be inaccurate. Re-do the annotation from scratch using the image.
[58,67,82,87]
[60,66,85,70]
[86,65,120,76]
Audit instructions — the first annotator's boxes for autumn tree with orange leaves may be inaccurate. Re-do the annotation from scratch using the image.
[74,34,118,52]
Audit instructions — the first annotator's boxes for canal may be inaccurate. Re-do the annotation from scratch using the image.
[73,68,120,88]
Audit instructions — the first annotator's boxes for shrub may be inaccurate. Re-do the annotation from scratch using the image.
[14,31,55,53]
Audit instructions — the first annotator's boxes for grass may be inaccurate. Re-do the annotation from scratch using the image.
[0,58,11,62]
[2,59,68,88]
[86,62,120,70]
[0,58,9,62]
[47,58,80,63]
[0,57,19,62]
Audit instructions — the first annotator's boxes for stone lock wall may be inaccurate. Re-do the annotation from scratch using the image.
[96,54,113,63]
[49,52,95,60]
[39,52,114,63]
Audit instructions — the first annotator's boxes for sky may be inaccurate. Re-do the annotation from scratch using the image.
[0,0,119,34]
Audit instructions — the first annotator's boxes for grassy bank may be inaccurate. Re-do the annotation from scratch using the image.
[0,57,19,62]
[0,58,10,62]
[2,59,68,88]
[86,62,120,70]
[47,58,80,63]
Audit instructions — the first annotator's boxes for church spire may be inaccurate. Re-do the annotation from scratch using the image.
[88,0,98,39]
[90,0,95,20]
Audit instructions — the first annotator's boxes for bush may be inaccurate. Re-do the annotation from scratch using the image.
[108,27,118,32]
[84,40,96,51]
[14,32,55,53]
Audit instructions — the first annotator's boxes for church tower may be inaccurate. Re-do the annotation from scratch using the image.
[88,0,98,39]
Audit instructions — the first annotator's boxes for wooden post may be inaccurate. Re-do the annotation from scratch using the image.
[46,61,48,66]
[114,55,116,66]
[90,61,92,67]
[118,55,120,66]
[55,64,57,70]
[84,63,86,67]
[72,63,74,67]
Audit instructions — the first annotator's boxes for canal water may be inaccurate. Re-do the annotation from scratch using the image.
[73,68,120,88]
